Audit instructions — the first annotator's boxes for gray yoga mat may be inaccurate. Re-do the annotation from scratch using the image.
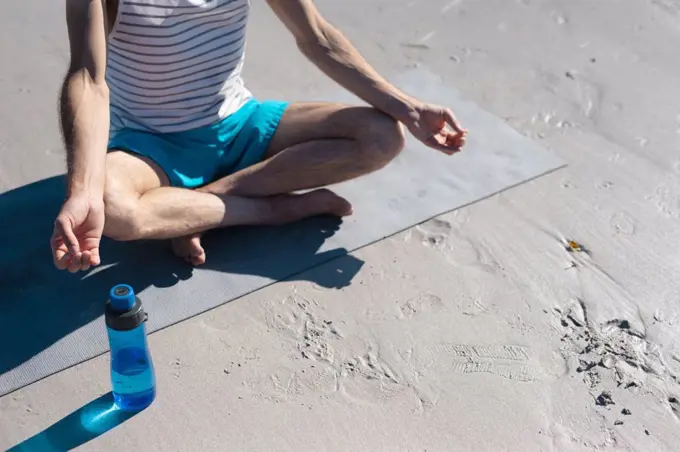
[0,67,564,395]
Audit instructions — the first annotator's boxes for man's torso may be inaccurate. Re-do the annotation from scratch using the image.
[105,0,252,133]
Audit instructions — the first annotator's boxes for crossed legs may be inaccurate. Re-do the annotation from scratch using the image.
[102,103,405,264]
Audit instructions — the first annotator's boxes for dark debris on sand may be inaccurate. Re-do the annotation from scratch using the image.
[595,391,615,407]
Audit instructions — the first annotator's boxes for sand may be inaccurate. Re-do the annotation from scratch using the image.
[2,0,680,451]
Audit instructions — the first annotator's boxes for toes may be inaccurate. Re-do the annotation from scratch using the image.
[335,197,353,216]
[190,250,206,266]
[182,251,205,266]
[172,235,206,266]
[176,236,206,266]
[306,189,353,217]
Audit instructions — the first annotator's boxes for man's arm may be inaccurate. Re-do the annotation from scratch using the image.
[266,0,466,152]
[61,0,110,198]
[266,0,420,121]
[50,0,109,273]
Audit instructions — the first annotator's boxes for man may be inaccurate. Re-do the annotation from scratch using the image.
[51,0,467,272]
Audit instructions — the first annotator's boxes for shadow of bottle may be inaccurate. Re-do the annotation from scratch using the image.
[7,392,142,451]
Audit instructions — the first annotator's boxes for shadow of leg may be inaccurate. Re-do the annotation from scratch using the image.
[1,177,363,396]
[296,250,365,289]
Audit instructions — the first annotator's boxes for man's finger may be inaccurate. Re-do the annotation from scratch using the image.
[54,217,83,272]
[50,231,63,262]
[444,108,466,134]
[425,135,462,155]
[54,248,73,270]
[67,253,83,273]
[55,216,81,256]
[89,247,102,267]
[445,131,466,148]
[81,250,92,272]
[51,231,71,269]
[429,132,464,148]
[57,254,73,270]
[53,217,83,272]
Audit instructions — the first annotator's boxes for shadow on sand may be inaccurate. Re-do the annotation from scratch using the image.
[0,175,363,390]
[7,392,140,451]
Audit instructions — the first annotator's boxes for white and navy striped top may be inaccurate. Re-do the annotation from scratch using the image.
[106,0,252,133]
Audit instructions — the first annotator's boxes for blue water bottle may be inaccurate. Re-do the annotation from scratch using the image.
[105,284,156,412]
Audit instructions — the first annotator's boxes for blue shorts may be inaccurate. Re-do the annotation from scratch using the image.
[108,99,288,188]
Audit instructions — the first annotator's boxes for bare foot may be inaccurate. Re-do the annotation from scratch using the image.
[171,233,206,266]
[170,189,351,265]
[296,188,353,217]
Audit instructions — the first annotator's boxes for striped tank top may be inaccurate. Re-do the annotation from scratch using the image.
[106,0,252,133]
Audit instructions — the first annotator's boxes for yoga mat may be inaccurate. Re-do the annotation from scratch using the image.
[0,67,564,395]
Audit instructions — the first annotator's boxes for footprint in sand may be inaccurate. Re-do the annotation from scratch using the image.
[610,211,636,235]
[647,184,680,219]
[244,368,302,402]
[262,292,343,365]
[574,78,601,120]
[262,293,320,338]
[414,218,490,267]
[398,293,444,320]
[448,236,484,267]
[668,396,680,419]
[428,343,537,382]
[338,351,410,407]
[414,218,453,250]
[298,315,343,364]
[462,296,490,317]
[245,366,337,402]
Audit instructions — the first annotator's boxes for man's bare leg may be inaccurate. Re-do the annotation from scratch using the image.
[103,103,404,264]
[103,153,353,240]
[170,103,404,264]
[202,103,405,197]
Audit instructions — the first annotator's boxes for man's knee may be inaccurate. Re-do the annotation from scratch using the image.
[357,109,405,169]
[102,185,146,242]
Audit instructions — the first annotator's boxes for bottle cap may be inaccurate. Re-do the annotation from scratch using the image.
[109,284,136,312]
[105,284,147,331]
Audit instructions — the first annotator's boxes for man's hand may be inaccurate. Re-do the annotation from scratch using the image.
[51,195,105,273]
[402,103,468,155]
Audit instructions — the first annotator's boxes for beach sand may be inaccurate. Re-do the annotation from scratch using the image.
[1,0,680,450]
